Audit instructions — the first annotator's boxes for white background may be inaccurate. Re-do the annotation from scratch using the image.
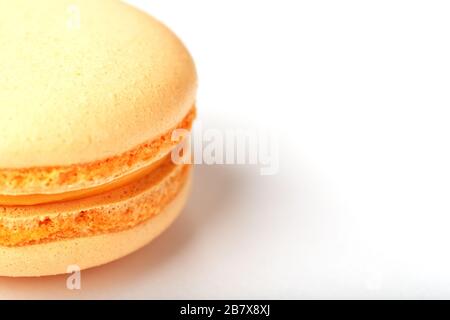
[3,0,450,299]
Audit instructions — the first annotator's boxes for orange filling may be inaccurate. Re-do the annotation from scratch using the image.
[0,155,170,206]
[0,107,196,196]
[0,108,196,246]
[0,162,190,247]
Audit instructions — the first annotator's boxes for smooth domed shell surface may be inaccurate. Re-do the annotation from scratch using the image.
[0,0,197,168]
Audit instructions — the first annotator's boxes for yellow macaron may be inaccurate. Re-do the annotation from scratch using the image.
[0,0,197,276]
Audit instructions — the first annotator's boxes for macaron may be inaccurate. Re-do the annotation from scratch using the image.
[0,0,197,276]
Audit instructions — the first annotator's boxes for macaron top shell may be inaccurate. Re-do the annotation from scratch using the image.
[0,0,197,168]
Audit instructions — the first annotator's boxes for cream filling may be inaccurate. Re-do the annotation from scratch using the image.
[0,155,170,206]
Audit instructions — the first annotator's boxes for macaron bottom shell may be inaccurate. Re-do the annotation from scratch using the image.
[0,165,192,277]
